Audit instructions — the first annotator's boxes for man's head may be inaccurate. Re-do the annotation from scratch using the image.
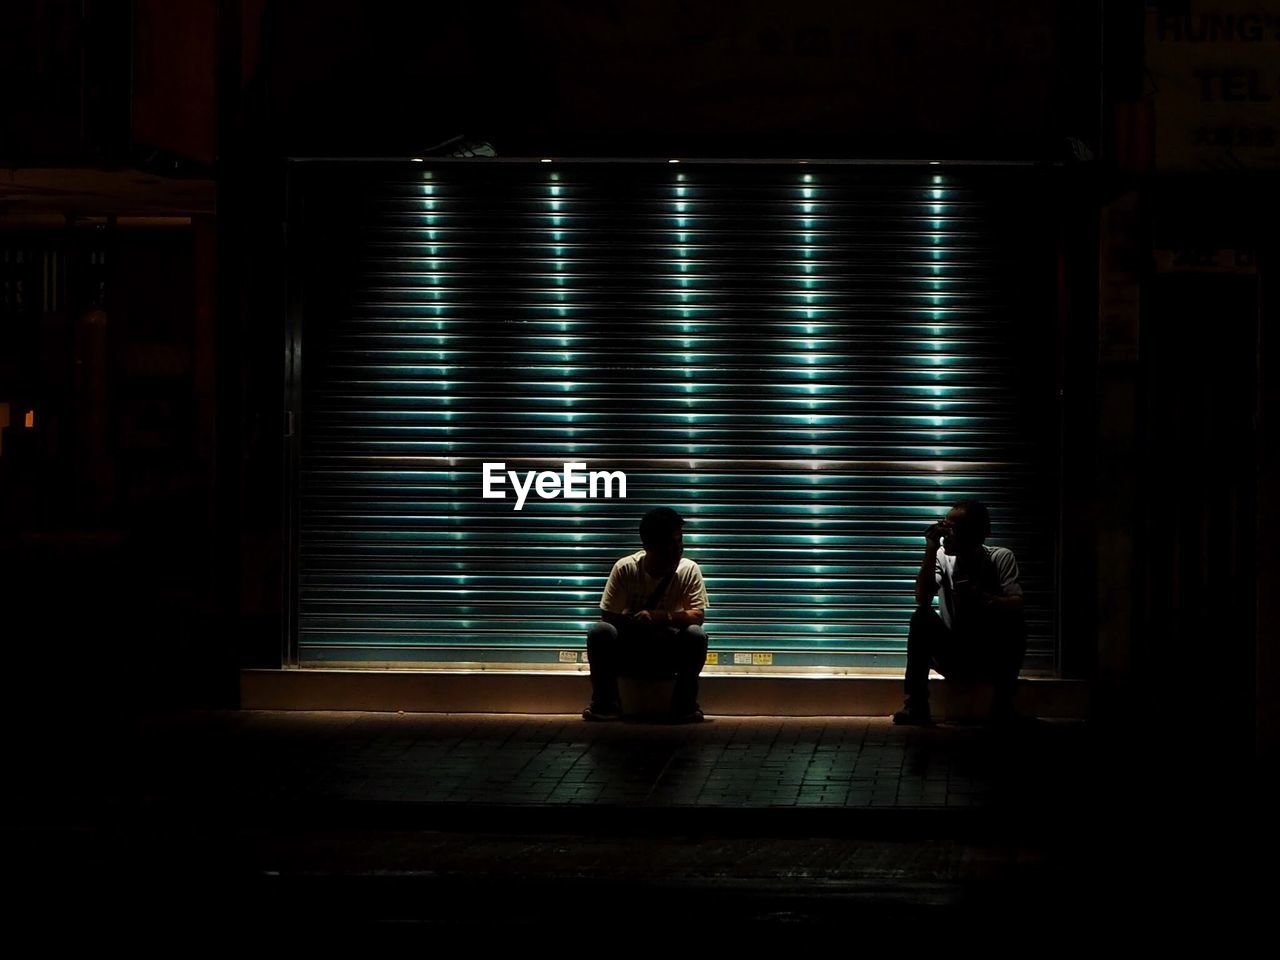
[639,507,684,576]
[942,499,990,557]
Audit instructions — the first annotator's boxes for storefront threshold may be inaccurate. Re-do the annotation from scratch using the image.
[241,669,1089,719]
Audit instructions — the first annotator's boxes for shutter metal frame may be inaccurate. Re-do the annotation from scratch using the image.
[283,159,1063,674]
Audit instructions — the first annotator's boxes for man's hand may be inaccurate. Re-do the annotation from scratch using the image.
[634,608,704,628]
[671,607,705,628]
[924,520,952,547]
[954,583,1022,615]
[600,610,632,629]
[977,590,1023,613]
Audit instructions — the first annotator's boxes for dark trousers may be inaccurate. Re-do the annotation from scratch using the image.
[905,608,1027,711]
[586,620,708,712]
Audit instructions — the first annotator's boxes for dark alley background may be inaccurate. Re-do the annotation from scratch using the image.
[0,0,1275,933]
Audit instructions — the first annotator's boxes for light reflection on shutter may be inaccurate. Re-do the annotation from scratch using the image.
[292,163,1058,671]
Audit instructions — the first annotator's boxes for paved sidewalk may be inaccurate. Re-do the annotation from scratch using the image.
[7,710,1268,934]
[94,711,1092,814]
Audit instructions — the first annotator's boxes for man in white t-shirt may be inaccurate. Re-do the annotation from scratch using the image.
[583,507,709,723]
[892,499,1028,727]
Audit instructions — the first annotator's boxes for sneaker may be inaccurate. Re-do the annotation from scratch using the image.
[669,704,705,724]
[582,702,622,722]
[892,700,934,726]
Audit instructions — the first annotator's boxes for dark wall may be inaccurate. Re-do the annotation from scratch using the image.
[0,222,225,712]
[245,0,1099,159]
[0,0,132,165]
[133,0,218,166]
[17,1,1276,763]
[220,1,1107,686]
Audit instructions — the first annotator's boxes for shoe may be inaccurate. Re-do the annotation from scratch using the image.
[892,700,934,726]
[669,703,705,724]
[582,702,622,722]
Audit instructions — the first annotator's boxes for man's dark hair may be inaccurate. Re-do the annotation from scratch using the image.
[952,499,991,542]
[639,507,684,547]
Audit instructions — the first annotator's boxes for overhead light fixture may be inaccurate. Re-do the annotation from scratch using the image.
[414,136,497,159]
[448,140,496,158]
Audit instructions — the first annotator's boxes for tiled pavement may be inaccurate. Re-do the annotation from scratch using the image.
[88,711,1092,813]
[8,710,1269,933]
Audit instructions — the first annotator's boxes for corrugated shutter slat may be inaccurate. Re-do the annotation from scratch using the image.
[292,163,1057,671]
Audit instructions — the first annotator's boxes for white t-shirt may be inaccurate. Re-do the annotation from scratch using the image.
[934,544,1022,632]
[599,551,709,616]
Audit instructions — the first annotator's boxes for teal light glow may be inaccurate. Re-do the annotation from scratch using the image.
[420,170,453,446]
[542,171,579,404]
[295,163,1054,674]
[792,174,827,438]
[924,173,954,444]
[667,172,703,442]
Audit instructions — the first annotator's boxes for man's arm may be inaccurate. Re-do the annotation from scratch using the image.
[641,565,708,628]
[978,549,1024,613]
[911,547,942,609]
[979,593,1024,613]
[916,527,947,609]
[598,559,632,627]
[645,607,704,628]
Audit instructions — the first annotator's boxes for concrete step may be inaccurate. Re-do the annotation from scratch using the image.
[242,668,1089,718]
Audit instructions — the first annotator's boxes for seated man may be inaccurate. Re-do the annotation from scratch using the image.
[893,499,1028,727]
[583,507,709,723]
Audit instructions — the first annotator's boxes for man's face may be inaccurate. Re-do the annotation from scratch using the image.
[941,507,975,557]
[644,528,684,576]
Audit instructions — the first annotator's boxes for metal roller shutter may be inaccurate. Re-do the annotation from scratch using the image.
[287,161,1059,672]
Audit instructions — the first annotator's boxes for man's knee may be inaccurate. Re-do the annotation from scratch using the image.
[909,608,944,644]
[1003,632,1028,674]
[680,624,708,648]
[586,620,618,654]
[991,616,1027,659]
[674,624,708,671]
[911,607,941,626]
